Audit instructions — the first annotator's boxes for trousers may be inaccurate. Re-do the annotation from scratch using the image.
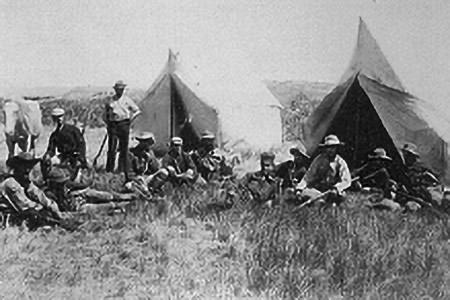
[106,120,130,178]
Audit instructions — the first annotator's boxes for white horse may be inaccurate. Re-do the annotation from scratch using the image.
[3,97,43,158]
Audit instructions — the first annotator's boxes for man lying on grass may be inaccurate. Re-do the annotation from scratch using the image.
[44,167,136,213]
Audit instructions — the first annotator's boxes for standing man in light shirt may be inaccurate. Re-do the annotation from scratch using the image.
[103,80,141,181]
[295,134,351,206]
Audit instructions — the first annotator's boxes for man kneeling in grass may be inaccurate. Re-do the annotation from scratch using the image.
[295,135,351,206]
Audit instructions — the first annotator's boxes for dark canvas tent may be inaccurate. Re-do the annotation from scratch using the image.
[303,18,450,180]
[132,50,219,150]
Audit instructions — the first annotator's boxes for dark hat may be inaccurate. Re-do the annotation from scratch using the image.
[46,168,71,183]
[368,148,392,161]
[289,147,310,159]
[401,143,420,157]
[6,152,41,170]
[260,151,275,161]
[318,134,344,148]
[113,80,127,89]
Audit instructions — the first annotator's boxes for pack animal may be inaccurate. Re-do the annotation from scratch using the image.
[3,98,42,158]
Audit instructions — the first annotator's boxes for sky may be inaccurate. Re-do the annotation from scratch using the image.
[1,0,450,112]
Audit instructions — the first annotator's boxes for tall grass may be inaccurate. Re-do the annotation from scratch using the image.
[0,183,448,299]
[0,127,448,299]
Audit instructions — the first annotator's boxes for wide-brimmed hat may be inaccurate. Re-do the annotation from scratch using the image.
[318,134,344,148]
[46,168,71,183]
[200,130,215,141]
[6,152,41,170]
[401,143,420,157]
[113,80,127,89]
[170,136,183,146]
[136,131,155,142]
[289,147,310,159]
[51,107,65,117]
[368,148,392,161]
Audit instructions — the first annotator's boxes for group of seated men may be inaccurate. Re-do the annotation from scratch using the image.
[125,130,232,193]
[243,134,444,211]
[0,107,231,226]
[0,105,446,228]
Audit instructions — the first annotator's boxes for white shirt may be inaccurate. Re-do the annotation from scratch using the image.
[296,153,351,193]
[106,94,140,122]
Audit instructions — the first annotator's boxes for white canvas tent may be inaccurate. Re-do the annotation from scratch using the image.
[303,18,450,180]
[133,50,282,151]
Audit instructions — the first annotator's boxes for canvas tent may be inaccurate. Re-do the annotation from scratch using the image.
[132,50,220,150]
[133,50,282,151]
[303,18,450,180]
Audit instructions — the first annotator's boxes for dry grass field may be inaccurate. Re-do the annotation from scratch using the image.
[0,127,449,299]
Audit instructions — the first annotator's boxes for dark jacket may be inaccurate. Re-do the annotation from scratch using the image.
[161,151,197,176]
[352,161,392,189]
[242,170,279,203]
[129,145,160,176]
[46,124,86,162]
[275,159,309,189]
[191,148,227,181]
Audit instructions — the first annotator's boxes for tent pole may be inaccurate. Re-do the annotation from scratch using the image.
[169,77,174,138]
[353,94,361,167]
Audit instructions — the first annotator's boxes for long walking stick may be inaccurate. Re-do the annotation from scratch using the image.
[93,133,108,169]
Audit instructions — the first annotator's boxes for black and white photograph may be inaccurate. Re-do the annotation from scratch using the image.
[0,0,449,299]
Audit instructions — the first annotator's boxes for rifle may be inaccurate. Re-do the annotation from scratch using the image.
[93,133,108,169]
[351,168,387,184]
[395,190,449,219]
[293,190,331,212]
[292,176,363,212]
[395,190,432,208]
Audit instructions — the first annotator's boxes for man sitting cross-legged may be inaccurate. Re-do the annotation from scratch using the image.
[191,131,232,182]
[352,147,401,211]
[295,134,351,206]
[275,146,311,190]
[137,137,198,193]
[129,131,160,177]
[241,152,281,207]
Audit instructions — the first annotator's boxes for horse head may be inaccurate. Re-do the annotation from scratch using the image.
[3,99,24,138]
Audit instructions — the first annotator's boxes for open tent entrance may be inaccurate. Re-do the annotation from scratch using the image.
[325,78,405,178]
